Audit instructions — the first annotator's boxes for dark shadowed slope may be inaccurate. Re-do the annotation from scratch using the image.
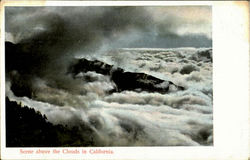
[6,97,96,147]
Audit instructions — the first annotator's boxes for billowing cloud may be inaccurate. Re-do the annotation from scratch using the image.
[5,7,212,146]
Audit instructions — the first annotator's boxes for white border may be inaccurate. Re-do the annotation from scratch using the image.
[1,1,249,160]
[0,2,6,159]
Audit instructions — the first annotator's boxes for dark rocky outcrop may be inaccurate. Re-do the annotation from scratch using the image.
[69,58,185,93]
[5,42,37,98]
[69,58,113,76]
[5,41,49,75]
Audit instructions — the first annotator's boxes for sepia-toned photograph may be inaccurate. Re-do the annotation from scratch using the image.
[5,6,213,147]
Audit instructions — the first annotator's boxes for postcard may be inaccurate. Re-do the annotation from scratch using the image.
[0,1,249,160]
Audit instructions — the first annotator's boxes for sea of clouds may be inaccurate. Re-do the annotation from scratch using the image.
[6,47,213,146]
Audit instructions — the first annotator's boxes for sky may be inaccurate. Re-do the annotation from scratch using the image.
[5,6,212,49]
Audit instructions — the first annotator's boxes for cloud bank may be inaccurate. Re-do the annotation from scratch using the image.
[5,6,213,146]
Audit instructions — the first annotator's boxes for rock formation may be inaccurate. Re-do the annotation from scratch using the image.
[69,58,185,93]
